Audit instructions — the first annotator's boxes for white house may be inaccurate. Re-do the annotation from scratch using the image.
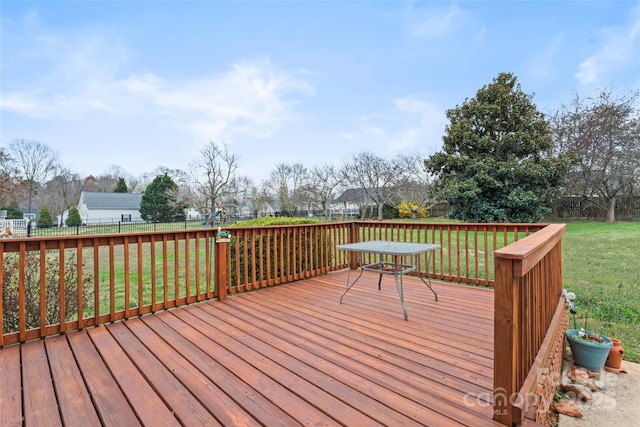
[76,192,144,225]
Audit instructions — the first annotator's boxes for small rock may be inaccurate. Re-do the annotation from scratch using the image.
[561,383,593,401]
[571,375,602,391]
[586,380,600,391]
[573,376,590,387]
[568,367,590,379]
[593,380,607,390]
[554,399,584,418]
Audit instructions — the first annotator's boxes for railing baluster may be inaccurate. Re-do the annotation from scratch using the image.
[39,242,46,336]
[58,241,65,334]
[109,240,115,323]
[93,238,100,325]
[17,242,26,342]
[137,236,143,311]
[124,238,130,318]
[195,233,201,301]
[165,236,171,303]
[174,238,179,303]
[77,240,83,329]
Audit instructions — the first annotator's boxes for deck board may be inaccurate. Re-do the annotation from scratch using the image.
[106,322,221,426]
[46,335,101,427]
[0,271,503,426]
[21,340,62,427]
[0,346,22,427]
[67,330,142,426]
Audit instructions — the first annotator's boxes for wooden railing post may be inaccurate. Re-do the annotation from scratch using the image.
[493,256,518,425]
[214,237,228,301]
[348,221,360,270]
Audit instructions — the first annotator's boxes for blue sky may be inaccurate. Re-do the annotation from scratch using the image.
[2,1,639,183]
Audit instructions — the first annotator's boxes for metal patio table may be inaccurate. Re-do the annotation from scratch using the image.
[337,240,440,320]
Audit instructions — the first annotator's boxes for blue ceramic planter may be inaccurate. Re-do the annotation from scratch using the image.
[565,329,613,371]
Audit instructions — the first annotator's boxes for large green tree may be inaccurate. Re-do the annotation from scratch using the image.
[425,72,577,223]
[140,173,186,222]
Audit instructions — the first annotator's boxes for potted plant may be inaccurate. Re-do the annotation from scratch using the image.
[564,289,613,371]
[565,329,613,371]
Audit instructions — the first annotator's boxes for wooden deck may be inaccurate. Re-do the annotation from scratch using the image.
[0,270,502,427]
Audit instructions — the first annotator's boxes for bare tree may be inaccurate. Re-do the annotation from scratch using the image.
[0,147,21,208]
[96,164,129,192]
[306,164,343,220]
[264,163,308,216]
[245,185,273,218]
[387,153,436,219]
[189,141,239,221]
[551,88,640,221]
[81,175,100,193]
[43,168,83,224]
[340,151,401,220]
[9,139,60,213]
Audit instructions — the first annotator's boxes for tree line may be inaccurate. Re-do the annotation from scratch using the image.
[2,72,638,224]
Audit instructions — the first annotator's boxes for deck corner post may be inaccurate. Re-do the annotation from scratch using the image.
[493,256,518,426]
[214,239,228,301]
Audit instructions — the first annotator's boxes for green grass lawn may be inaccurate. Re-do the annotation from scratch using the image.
[562,221,640,362]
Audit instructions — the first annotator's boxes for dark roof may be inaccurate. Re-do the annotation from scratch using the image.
[81,192,143,210]
[334,188,370,203]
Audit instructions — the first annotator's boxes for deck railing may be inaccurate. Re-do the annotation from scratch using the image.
[0,230,224,346]
[222,221,545,295]
[493,223,567,425]
[1,220,565,425]
[1,221,548,345]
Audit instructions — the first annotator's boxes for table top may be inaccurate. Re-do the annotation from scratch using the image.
[337,240,440,256]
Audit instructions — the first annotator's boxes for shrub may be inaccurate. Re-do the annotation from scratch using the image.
[66,206,82,227]
[398,202,429,219]
[2,251,94,333]
[231,217,321,227]
[227,216,327,284]
[37,206,54,228]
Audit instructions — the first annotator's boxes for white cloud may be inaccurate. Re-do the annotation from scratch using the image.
[343,93,446,155]
[1,21,315,143]
[389,95,446,151]
[575,5,640,85]
[1,15,316,181]
[407,2,468,39]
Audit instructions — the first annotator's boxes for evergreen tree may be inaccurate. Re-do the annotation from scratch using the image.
[139,173,186,222]
[37,206,54,228]
[425,72,577,223]
[65,206,82,226]
[113,177,128,193]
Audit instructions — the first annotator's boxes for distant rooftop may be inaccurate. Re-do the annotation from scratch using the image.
[81,192,143,210]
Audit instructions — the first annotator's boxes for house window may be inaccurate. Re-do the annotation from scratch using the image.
[121,214,132,222]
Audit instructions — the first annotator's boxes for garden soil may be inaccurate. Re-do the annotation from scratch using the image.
[559,359,640,426]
